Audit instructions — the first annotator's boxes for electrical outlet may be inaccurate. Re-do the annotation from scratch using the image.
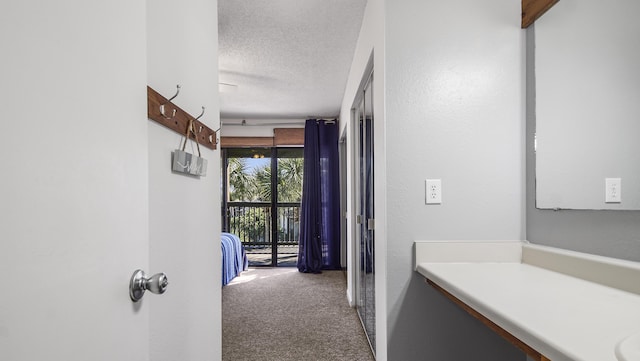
[425,179,442,204]
[605,178,622,203]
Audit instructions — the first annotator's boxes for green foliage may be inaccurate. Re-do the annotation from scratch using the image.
[227,157,303,202]
[229,205,271,244]
[227,158,252,201]
[226,156,303,246]
[277,158,303,202]
[253,164,272,201]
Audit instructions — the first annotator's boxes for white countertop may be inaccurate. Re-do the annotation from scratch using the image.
[414,241,640,361]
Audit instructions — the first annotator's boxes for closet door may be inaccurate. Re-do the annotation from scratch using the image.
[356,71,375,355]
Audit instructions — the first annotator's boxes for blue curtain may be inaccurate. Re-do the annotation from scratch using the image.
[297,119,341,273]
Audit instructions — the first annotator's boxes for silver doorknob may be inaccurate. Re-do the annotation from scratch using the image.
[129,269,169,302]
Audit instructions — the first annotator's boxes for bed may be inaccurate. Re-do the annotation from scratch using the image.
[221,232,248,286]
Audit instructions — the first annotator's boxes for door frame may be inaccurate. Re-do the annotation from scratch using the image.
[348,55,376,355]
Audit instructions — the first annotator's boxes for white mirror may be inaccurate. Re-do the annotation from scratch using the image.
[535,0,640,210]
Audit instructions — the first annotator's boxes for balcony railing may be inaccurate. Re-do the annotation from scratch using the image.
[225,202,300,249]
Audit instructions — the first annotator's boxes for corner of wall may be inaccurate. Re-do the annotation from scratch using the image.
[147,0,222,360]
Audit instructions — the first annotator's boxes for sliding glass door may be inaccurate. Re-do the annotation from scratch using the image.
[222,147,303,267]
[275,148,304,266]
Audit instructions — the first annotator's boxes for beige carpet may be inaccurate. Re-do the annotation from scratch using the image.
[222,268,375,361]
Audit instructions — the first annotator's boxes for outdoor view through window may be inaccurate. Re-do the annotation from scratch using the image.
[223,148,303,266]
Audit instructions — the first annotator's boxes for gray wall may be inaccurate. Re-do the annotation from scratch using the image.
[384,1,526,360]
[526,26,640,262]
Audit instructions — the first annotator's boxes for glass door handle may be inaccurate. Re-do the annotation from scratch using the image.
[129,269,169,302]
[367,219,375,230]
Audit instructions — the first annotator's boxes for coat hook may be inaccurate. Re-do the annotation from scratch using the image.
[159,84,181,119]
[213,123,222,145]
[195,106,205,121]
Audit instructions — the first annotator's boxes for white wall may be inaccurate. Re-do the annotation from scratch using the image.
[339,0,387,358]
[385,0,527,353]
[341,0,527,359]
[146,0,221,360]
[384,1,526,358]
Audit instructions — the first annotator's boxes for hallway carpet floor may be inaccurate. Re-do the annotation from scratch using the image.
[222,267,375,361]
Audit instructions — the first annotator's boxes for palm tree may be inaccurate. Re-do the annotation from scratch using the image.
[228,158,251,201]
[277,158,303,202]
[253,164,272,201]
[226,155,304,245]
[249,158,303,202]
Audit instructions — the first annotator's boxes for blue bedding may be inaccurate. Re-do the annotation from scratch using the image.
[221,232,248,286]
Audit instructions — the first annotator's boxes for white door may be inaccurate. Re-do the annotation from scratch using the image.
[0,1,150,360]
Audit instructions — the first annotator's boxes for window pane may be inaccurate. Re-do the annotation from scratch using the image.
[277,148,304,203]
[226,148,271,202]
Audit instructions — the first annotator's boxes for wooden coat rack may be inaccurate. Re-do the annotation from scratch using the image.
[147,86,217,150]
[522,0,559,28]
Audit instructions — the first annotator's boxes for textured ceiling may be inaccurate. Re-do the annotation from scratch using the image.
[218,0,367,119]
